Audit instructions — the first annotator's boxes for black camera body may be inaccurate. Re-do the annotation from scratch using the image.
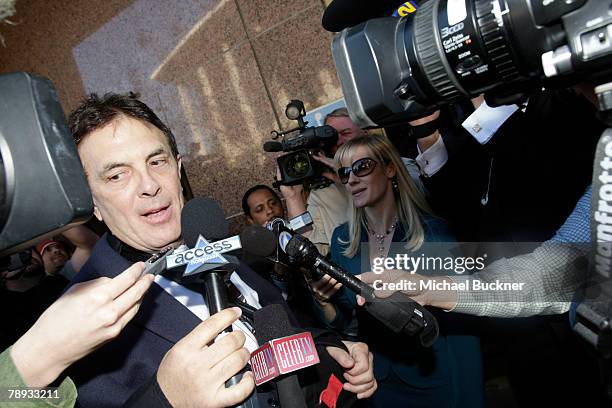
[330,0,612,364]
[265,100,338,188]
[0,73,93,256]
[332,0,612,128]
[276,149,321,186]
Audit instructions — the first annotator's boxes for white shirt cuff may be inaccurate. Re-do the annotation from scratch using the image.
[415,135,448,177]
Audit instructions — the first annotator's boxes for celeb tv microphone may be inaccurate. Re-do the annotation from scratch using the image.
[253,304,308,408]
[284,233,439,347]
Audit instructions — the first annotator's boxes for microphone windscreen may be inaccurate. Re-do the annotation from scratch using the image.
[181,197,229,247]
[253,303,297,343]
[239,225,277,257]
[263,141,283,152]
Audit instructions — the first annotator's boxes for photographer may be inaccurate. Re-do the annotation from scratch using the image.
[410,90,602,246]
[274,109,366,321]
[240,184,322,327]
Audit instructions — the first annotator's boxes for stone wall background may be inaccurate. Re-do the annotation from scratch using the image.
[0,0,340,230]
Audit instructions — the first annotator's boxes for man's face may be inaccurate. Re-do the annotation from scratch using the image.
[41,243,68,274]
[78,116,184,253]
[246,189,284,226]
[326,116,367,155]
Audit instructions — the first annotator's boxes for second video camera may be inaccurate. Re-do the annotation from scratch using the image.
[265,100,338,189]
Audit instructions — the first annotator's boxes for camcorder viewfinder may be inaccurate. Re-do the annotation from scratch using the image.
[264,100,338,189]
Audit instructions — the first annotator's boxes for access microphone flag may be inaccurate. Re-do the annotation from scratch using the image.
[250,332,320,386]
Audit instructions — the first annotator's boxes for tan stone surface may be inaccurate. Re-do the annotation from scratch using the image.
[0,0,342,227]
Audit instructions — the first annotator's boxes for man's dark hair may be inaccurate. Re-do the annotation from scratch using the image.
[242,185,281,217]
[68,92,179,157]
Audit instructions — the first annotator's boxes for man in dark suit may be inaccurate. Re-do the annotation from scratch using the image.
[66,93,377,407]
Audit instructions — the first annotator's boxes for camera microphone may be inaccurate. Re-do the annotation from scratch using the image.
[263,141,284,152]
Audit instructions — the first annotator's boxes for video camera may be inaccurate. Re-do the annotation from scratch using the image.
[0,72,93,257]
[331,0,612,128]
[330,0,612,370]
[265,99,338,189]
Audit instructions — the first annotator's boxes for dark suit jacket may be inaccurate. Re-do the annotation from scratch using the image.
[67,234,290,407]
[423,89,604,247]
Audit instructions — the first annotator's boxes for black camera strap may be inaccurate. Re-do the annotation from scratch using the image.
[573,125,612,356]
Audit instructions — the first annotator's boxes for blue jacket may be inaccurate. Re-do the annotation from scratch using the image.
[66,234,289,408]
[325,216,484,408]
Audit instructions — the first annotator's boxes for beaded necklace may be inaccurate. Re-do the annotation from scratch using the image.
[366,216,398,259]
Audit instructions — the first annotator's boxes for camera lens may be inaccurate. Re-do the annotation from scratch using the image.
[285,151,311,179]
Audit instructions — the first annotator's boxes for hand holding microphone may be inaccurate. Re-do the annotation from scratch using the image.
[309,274,343,304]
[357,271,459,312]
[326,341,377,399]
[282,233,439,347]
[156,308,255,408]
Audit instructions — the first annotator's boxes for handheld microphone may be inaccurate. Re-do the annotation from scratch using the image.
[253,304,308,408]
[182,197,229,243]
[281,232,439,347]
[178,198,277,408]
[167,198,277,272]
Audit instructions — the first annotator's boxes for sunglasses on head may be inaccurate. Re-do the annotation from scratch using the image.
[337,157,378,184]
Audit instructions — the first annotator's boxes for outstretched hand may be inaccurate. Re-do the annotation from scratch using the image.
[11,262,154,387]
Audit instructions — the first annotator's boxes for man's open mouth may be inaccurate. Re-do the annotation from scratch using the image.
[142,205,171,224]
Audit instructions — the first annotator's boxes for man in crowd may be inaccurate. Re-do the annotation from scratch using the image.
[36,240,69,275]
[35,224,99,279]
[66,93,377,407]
[325,107,369,156]
[241,184,329,327]
[242,184,285,227]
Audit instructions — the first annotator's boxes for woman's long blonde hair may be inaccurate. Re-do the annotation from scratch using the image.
[335,134,431,257]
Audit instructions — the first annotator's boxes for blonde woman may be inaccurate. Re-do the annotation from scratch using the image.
[315,134,484,408]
